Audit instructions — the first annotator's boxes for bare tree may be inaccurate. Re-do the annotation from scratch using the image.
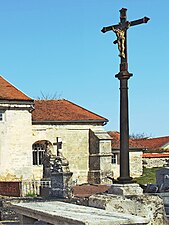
[37,91,62,100]
[129,132,150,140]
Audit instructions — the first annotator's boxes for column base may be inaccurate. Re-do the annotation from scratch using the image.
[107,183,143,196]
[116,176,135,184]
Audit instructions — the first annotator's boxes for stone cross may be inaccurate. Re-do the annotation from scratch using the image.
[101,8,150,184]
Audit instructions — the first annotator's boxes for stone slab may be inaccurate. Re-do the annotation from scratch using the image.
[107,183,143,195]
[12,201,149,225]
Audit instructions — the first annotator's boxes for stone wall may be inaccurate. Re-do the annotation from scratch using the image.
[88,130,112,184]
[143,157,169,168]
[130,151,143,177]
[89,193,165,225]
[111,151,143,179]
[32,124,112,184]
[0,102,33,181]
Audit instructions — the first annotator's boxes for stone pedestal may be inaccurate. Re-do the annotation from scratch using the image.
[49,156,73,198]
[50,171,73,198]
[107,183,143,196]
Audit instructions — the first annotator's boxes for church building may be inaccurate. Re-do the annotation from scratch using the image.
[0,76,113,184]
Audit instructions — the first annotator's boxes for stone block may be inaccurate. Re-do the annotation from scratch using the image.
[107,183,143,196]
[12,201,149,225]
[89,193,165,225]
[89,156,100,170]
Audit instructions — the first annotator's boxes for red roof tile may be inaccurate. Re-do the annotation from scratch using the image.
[0,76,33,101]
[133,136,169,150]
[32,99,108,123]
[143,153,169,158]
[108,131,169,151]
[108,131,143,149]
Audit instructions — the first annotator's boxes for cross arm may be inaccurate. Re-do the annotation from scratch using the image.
[101,24,120,33]
[101,17,150,33]
[130,17,150,27]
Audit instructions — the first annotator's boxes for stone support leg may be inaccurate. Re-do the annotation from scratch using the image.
[19,214,37,224]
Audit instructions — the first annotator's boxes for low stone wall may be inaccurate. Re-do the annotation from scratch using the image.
[143,157,169,168]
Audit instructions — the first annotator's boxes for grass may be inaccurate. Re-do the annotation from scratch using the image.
[25,192,37,197]
[135,167,162,185]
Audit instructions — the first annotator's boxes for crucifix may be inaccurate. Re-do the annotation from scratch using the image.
[101,8,149,184]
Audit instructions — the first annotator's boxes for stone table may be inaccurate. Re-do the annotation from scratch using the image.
[12,200,149,225]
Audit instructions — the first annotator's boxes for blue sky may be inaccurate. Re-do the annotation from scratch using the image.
[0,0,168,137]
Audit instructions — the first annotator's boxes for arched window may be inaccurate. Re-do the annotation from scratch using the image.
[32,142,46,165]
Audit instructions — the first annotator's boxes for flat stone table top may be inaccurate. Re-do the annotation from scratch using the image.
[12,200,149,225]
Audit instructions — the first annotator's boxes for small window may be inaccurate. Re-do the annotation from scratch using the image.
[0,111,4,121]
[112,153,118,164]
[32,143,45,165]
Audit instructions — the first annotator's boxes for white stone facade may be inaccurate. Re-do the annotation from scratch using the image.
[0,99,113,184]
[0,102,33,181]
[0,101,142,184]
[32,124,112,184]
[111,150,143,179]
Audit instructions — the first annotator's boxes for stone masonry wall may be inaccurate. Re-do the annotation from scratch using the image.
[143,157,169,168]
[32,124,107,184]
[0,104,33,181]
[88,130,112,184]
[130,151,143,177]
[89,193,165,225]
[111,151,143,179]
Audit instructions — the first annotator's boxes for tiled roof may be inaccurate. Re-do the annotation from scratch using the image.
[108,131,169,152]
[32,99,108,124]
[133,136,169,150]
[0,76,33,101]
[108,131,143,149]
[143,153,169,158]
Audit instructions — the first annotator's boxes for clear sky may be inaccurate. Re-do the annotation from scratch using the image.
[0,0,168,137]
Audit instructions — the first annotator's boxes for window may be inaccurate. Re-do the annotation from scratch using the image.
[0,111,5,121]
[112,153,118,164]
[32,143,45,165]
